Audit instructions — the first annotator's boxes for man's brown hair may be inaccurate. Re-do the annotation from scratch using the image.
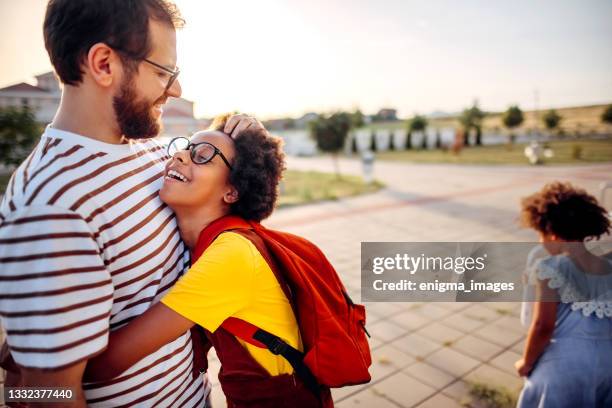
[44,0,184,86]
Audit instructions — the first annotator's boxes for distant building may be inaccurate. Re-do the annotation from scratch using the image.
[373,108,398,122]
[0,72,61,123]
[0,71,208,138]
[294,112,319,129]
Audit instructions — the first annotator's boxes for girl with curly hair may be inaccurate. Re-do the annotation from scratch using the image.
[84,115,332,407]
[516,181,612,408]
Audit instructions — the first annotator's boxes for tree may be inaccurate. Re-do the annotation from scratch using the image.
[435,130,442,149]
[405,129,412,150]
[543,110,562,134]
[459,102,485,146]
[502,105,524,144]
[409,115,427,133]
[351,135,358,154]
[351,109,365,129]
[602,105,612,126]
[389,130,396,151]
[370,130,377,152]
[309,112,352,179]
[0,106,41,167]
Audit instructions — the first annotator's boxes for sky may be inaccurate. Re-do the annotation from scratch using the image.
[0,0,611,120]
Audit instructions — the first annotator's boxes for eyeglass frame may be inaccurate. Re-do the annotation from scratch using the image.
[142,58,180,92]
[167,136,233,170]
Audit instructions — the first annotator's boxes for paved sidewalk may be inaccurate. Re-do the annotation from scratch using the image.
[205,159,612,407]
[2,160,611,407]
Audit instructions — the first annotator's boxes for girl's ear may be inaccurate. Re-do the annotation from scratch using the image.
[223,187,239,204]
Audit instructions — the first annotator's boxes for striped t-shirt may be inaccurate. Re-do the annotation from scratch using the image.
[0,127,208,407]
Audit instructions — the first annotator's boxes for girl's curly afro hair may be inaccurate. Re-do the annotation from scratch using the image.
[520,181,610,241]
[209,114,285,222]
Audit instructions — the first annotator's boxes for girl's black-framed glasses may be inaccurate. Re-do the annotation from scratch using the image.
[167,137,233,170]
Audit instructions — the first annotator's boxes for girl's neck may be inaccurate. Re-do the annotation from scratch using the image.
[174,205,229,250]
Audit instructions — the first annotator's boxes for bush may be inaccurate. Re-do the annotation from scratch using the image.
[0,106,41,167]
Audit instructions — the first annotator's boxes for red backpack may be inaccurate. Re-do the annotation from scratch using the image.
[192,215,372,393]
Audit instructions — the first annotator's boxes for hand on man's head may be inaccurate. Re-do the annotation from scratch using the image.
[224,113,266,139]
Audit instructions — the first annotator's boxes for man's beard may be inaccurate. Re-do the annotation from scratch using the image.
[113,75,164,140]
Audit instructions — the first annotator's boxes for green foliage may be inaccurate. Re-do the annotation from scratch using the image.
[601,105,612,125]
[0,106,41,167]
[409,114,428,132]
[502,105,524,129]
[435,130,442,149]
[543,110,562,130]
[571,144,582,159]
[389,131,396,151]
[350,109,365,129]
[459,102,485,146]
[405,130,412,150]
[467,381,518,408]
[421,132,428,149]
[309,112,351,154]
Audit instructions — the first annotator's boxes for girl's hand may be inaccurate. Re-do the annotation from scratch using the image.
[514,358,533,377]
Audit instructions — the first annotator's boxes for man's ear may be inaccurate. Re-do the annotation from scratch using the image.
[86,43,121,88]
[223,188,239,204]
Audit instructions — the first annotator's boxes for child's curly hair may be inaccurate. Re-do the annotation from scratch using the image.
[520,181,610,241]
[209,114,285,222]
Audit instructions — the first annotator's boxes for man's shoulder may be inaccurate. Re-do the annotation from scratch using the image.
[2,134,167,216]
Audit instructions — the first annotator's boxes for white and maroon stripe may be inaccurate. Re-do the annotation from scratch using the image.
[0,132,206,407]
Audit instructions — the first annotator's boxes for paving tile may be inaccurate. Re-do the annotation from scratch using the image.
[369,344,416,381]
[403,362,455,390]
[389,333,441,359]
[489,350,523,375]
[440,312,488,333]
[414,322,464,346]
[493,315,525,335]
[449,334,504,362]
[460,304,501,324]
[370,344,416,381]
[370,372,437,408]
[369,319,409,343]
[511,338,526,354]
[425,347,481,378]
[463,363,524,392]
[441,379,471,401]
[335,388,398,408]
[332,383,370,402]
[415,393,462,408]
[472,323,525,348]
[412,303,453,320]
[388,310,431,331]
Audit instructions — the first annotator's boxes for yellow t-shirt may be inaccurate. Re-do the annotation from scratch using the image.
[161,232,302,376]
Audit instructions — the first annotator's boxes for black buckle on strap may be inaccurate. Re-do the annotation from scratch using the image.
[269,337,289,355]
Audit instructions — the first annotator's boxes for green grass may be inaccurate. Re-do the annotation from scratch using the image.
[463,381,519,408]
[374,139,612,165]
[278,170,384,207]
[0,171,384,206]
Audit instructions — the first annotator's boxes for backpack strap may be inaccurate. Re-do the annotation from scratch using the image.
[194,216,321,396]
[221,317,321,398]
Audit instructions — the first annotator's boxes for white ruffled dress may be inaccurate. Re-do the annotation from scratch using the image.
[518,255,612,408]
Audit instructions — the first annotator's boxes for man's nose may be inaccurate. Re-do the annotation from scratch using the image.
[167,78,182,98]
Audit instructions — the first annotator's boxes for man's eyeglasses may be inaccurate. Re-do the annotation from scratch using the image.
[143,58,180,92]
[167,137,233,170]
